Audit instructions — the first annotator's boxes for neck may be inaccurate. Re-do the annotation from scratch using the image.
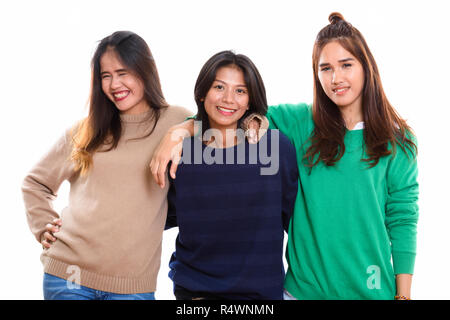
[120,101,150,116]
[120,108,152,124]
[339,102,363,130]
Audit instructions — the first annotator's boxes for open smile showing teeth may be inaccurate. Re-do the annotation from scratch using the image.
[333,87,349,95]
[217,106,236,114]
[113,91,130,100]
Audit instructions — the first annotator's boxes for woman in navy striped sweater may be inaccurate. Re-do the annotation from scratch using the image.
[163,51,298,300]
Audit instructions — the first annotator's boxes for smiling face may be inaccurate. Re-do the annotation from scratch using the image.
[317,41,365,111]
[100,48,149,115]
[203,65,249,132]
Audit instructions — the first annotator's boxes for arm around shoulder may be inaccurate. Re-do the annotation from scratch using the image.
[266,103,312,132]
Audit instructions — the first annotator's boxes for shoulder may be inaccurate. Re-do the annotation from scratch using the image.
[161,105,194,121]
[60,118,91,150]
[56,121,82,151]
[390,129,418,162]
[158,105,195,127]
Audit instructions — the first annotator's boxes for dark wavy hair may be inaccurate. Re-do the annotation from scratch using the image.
[194,50,268,135]
[71,31,168,175]
[305,12,417,169]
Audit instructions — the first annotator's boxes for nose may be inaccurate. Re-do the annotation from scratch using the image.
[332,70,342,84]
[110,75,121,89]
[222,87,234,104]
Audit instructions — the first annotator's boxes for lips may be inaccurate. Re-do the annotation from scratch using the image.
[216,106,237,116]
[113,90,130,101]
[332,87,349,95]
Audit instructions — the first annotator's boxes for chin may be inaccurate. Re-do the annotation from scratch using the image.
[116,107,129,113]
[210,120,239,129]
[333,99,352,108]
[115,104,133,112]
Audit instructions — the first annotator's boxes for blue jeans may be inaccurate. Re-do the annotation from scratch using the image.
[43,273,155,300]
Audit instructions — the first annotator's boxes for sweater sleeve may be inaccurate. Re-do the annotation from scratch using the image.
[385,139,419,274]
[279,131,299,231]
[21,130,75,243]
[241,103,312,144]
[266,103,312,140]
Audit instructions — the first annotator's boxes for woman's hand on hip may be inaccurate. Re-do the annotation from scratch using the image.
[42,218,62,249]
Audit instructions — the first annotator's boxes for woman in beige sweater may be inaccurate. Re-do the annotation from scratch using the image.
[22,31,192,300]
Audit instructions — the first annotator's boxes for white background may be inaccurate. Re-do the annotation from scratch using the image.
[1,0,448,299]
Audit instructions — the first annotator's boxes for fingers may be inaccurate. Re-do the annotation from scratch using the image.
[151,157,169,189]
[42,231,57,249]
[169,142,183,179]
[246,128,258,144]
[42,219,61,249]
[150,138,184,188]
[45,222,60,234]
[248,119,261,131]
[246,119,261,144]
[52,218,62,226]
[42,239,51,249]
[44,231,57,242]
[150,157,168,189]
[150,124,190,188]
[169,156,180,179]
[157,158,169,189]
[150,159,160,186]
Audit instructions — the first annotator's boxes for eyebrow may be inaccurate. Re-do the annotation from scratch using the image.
[319,58,355,68]
[214,79,247,87]
[100,68,128,75]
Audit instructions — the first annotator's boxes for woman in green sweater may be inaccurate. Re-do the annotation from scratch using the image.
[151,12,418,300]
[271,13,418,300]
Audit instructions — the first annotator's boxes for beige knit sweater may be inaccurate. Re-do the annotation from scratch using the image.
[22,106,193,294]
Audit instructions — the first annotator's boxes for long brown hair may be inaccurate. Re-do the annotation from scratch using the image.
[305,12,416,169]
[71,31,168,175]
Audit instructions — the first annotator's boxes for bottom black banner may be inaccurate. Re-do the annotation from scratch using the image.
[1,299,437,318]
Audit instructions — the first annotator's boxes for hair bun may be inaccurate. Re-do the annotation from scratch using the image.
[328,12,345,24]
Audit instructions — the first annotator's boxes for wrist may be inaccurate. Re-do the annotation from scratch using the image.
[395,273,412,300]
[395,295,411,300]
[168,125,192,142]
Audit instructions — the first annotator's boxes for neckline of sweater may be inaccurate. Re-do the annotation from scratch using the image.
[120,109,154,124]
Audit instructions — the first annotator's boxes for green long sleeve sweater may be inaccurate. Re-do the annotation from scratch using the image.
[267,103,419,300]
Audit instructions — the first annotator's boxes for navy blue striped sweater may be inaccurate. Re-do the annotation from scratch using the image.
[165,130,298,300]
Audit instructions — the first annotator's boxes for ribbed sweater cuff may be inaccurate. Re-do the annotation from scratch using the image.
[393,252,416,274]
[42,256,157,294]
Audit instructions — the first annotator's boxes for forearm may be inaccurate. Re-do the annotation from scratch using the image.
[395,274,413,299]
[150,119,196,187]
[22,176,60,243]
[22,132,73,243]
